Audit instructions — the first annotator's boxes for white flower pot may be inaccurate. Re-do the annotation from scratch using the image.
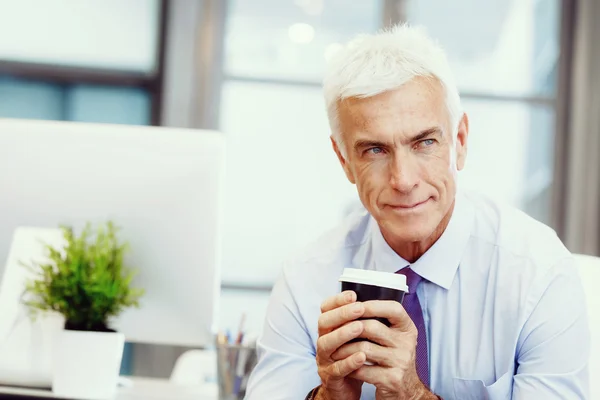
[52,329,125,400]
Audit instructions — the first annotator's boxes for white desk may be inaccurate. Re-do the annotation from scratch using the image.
[0,377,218,400]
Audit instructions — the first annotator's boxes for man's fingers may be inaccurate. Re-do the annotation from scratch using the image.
[361,300,415,332]
[318,302,365,334]
[332,340,412,367]
[330,340,383,365]
[317,321,364,357]
[320,291,357,313]
[348,364,385,386]
[359,319,404,347]
[329,352,366,378]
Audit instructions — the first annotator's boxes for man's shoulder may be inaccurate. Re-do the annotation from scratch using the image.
[466,190,572,272]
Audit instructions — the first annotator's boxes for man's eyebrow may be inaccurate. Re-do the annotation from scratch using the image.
[409,127,443,142]
[353,139,389,151]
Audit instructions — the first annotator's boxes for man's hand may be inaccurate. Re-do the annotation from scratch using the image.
[315,291,367,400]
[331,300,437,400]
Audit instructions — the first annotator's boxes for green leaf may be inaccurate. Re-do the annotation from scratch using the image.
[20,221,144,331]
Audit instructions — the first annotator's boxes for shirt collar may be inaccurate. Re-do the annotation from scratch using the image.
[370,190,475,290]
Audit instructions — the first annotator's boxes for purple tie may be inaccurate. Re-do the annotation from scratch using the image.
[396,267,429,386]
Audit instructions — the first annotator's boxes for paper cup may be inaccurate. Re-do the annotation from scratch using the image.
[339,268,408,328]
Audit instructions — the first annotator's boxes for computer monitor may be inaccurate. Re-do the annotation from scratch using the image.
[0,118,225,348]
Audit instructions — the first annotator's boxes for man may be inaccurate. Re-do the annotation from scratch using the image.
[245,25,590,399]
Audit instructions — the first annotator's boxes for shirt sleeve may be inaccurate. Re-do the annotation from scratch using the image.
[244,267,321,399]
[512,256,590,399]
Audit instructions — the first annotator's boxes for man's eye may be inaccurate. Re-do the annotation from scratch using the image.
[367,147,384,154]
[416,139,436,149]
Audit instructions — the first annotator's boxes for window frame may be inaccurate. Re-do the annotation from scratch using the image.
[0,0,169,126]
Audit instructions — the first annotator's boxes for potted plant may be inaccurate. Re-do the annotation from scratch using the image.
[21,221,144,400]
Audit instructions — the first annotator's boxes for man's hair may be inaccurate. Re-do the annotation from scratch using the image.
[323,24,462,156]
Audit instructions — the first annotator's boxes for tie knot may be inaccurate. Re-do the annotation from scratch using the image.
[396,267,422,294]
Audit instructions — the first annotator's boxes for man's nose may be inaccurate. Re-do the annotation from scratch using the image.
[389,155,419,193]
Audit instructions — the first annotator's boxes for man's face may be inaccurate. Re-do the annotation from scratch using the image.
[333,77,468,244]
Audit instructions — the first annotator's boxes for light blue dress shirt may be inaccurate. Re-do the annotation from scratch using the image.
[245,190,590,399]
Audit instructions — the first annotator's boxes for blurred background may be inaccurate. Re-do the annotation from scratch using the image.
[0,0,597,380]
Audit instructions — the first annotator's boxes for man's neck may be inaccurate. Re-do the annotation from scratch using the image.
[382,201,455,263]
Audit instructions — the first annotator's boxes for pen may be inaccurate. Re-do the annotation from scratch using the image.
[231,312,247,390]
[217,331,233,394]
[233,334,253,395]
[235,312,246,344]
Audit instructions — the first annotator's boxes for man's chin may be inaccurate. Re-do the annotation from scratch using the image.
[382,221,436,243]
[395,230,434,244]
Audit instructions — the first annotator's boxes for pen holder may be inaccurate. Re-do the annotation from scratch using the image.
[216,342,258,399]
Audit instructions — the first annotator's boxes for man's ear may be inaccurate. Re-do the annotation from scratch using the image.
[331,136,356,184]
[455,113,469,171]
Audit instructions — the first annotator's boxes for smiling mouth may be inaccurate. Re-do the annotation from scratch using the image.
[388,198,430,210]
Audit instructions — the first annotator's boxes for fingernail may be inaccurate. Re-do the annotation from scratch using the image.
[352,322,362,333]
[345,292,354,302]
[352,303,363,314]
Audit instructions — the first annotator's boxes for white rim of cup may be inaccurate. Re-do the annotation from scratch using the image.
[339,268,409,293]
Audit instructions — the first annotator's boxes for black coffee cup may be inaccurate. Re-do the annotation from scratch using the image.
[339,268,408,330]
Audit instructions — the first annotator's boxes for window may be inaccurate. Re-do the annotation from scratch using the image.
[219,81,356,285]
[0,0,164,126]
[224,0,384,81]
[0,0,160,72]
[460,99,555,212]
[0,77,151,125]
